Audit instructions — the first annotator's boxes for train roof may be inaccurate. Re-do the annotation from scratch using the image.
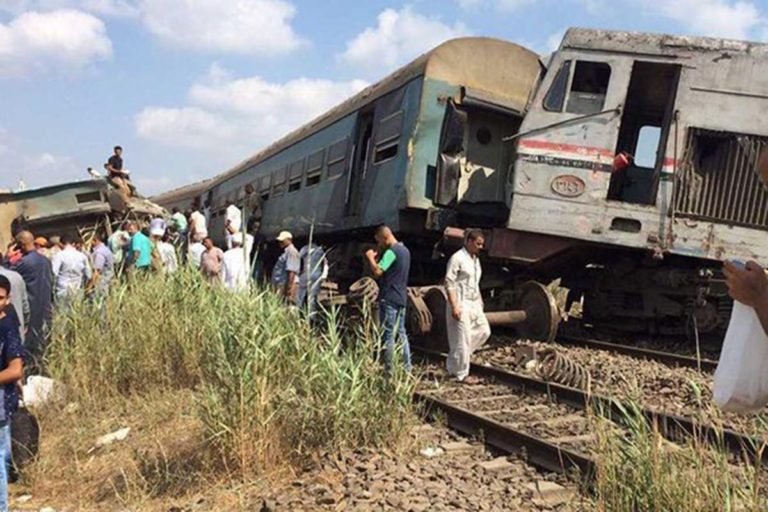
[193,37,540,191]
[562,27,768,56]
[151,178,213,208]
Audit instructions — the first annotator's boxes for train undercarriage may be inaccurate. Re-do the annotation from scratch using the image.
[308,218,731,352]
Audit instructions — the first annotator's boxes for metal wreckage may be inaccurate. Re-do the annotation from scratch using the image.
[0,179,166,249]
[13,27,768,347]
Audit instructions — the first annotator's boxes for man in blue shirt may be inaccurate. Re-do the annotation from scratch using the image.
[364,225,412,374]
[0,275,25,511]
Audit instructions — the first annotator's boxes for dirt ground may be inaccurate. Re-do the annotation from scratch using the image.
[9,405,587,511]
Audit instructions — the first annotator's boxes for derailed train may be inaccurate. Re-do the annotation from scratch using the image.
[154,28,768,342]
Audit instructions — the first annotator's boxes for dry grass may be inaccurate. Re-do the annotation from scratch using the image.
[591,399,768,512]
[19,269,416,509]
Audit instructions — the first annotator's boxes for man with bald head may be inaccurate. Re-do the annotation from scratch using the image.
[10,231,52,371]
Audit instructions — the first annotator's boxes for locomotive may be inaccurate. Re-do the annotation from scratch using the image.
[153,28,768,343]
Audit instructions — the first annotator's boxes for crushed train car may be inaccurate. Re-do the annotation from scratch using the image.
[153,28,768,342]
[0,179,167,249]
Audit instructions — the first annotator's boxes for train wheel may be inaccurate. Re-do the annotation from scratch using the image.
[515,281,560,343]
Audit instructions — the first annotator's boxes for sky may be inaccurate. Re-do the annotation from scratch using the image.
[1,0,767,196]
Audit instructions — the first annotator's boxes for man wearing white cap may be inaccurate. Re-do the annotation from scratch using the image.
[222,233,249,291]
[272,231,300,300]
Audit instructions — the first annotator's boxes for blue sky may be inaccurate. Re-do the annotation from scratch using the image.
[1,0,767,195]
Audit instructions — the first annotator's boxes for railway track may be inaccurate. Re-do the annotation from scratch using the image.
[553,333,719,373]
[413,346,768,485]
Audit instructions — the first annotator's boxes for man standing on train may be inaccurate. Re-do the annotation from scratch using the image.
[364,225,412,374]
[444,229,490,384]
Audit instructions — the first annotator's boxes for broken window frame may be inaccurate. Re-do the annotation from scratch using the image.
[542,59,611,115]
[271,166,288,198]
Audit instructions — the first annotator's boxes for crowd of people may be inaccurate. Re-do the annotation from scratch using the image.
[0,176,494,507]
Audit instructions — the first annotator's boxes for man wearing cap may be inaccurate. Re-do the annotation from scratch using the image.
[272,231,300,300]
[222,233,249,291]
[724,149,768,334]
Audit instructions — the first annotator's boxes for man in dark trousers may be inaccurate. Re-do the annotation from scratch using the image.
[10,231,52,372]
[364,225,412,374]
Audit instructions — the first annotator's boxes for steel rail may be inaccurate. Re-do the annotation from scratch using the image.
[413,347,768,467]
[414,391,595,484]
[555,334,719,373]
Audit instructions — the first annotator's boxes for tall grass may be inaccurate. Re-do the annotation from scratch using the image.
[591,400,766,511]
[47,267,415,480]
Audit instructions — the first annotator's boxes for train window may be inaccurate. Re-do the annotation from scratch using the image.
[306,148,325,186]
[566,61,611,115]
[373,141,398,163]
[272,167,287,197]
[543,60,571,112]
[634,125,662,168]
[327,138,349,178]
[374,111,403,146]
[258,175,271,202]
[75,191,101,204]
[288,159,303,193]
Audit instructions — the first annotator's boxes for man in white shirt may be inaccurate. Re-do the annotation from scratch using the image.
[188,237,205,269]
[189,204,208,243]
[222,233,249,291]
[157,234,178,274]
[225,201,243,250]
[52,233,92,304]
[444,229,490,384]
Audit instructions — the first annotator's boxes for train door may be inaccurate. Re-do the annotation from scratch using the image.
[608,62,681,205]
[345,110,374,217]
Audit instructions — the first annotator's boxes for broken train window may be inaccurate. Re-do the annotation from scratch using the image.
[543,60,611,115]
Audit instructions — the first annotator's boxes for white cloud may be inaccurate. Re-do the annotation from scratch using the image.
[0,9,112,77]
[640,0,765,39]
[135,65,369,156]
[0,129,83,190]
[456,0,534,11]
[0,0,138,17]
[138,0,305,55]
[339,6,469,77]
[2,0,305,55]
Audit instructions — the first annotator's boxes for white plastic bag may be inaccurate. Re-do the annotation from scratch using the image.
[713,301,768,413]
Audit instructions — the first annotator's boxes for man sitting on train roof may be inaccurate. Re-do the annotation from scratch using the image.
[104,145,135,200]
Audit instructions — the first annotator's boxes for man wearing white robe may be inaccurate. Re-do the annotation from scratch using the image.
[445,229,490,383]
[222,233,249,291]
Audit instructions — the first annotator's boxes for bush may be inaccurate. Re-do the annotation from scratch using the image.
[47,268,415,479]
